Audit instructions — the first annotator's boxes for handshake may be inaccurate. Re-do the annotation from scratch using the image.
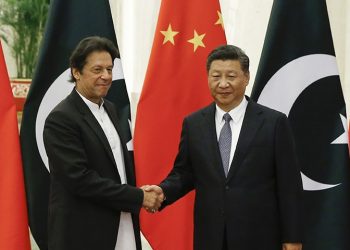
[141,185,165,213]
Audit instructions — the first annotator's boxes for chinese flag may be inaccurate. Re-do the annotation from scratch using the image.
[134,0,226,249]
[0,42,30,249]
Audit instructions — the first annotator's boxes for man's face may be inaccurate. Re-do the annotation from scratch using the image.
[208,59,249,112]
[73,51,113,104]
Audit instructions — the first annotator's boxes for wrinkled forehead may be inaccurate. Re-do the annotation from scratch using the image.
[84,51,114,67]
[208,59,244,73]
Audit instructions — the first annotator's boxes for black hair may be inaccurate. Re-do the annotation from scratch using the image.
[69,36,119,82]
[206,45,249,73]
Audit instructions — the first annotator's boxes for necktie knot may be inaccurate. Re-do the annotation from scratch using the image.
[223,113,232,123]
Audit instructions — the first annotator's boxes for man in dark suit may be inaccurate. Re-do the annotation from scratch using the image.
[145,45,302,250]
[43,36,162,250]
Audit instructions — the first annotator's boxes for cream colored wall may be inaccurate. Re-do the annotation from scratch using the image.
[328,0,350,121]
[1,37,17,77]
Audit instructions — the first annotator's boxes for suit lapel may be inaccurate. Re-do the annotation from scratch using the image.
[226,100,264,182]
[202,103,227,180]
[70,90,118,170]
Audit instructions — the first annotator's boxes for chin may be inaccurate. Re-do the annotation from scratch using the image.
[218,99,233,106]
[100,90,109,96]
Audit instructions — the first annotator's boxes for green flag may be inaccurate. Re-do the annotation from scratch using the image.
[252,0,350,249]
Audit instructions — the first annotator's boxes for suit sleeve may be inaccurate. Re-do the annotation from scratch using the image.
[275,114,303,243]
[159,118,195,208]
[43,110,143,214]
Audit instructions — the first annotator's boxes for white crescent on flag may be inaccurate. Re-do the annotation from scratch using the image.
[257,54,343,191]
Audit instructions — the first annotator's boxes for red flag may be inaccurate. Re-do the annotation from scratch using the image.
[0,41,30,249]
[134,1,226,249]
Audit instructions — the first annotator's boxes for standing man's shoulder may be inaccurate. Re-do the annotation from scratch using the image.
[45,90,81,123]
[185,102,216,122]
[248,99,287,119]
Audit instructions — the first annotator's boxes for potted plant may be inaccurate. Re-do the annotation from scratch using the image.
[0,0,49,78]
[0,0,49,114]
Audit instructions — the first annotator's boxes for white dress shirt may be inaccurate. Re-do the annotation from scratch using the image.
[215,97,248,172]
[77,91,136,250]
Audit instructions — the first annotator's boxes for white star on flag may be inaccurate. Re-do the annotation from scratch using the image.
[331,114,349,145]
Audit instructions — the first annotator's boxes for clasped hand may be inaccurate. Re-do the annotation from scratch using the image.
[141,185,164,213]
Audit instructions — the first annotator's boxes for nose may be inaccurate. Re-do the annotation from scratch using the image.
[218,79,228,88]
[100,68,112,79]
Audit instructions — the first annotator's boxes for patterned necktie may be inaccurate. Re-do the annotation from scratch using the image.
[219,113,232,176]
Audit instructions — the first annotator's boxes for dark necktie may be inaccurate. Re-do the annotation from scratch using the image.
[219,113,232,176]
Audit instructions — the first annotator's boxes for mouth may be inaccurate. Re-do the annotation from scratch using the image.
[97,84,111,88]
[218,92,231,96]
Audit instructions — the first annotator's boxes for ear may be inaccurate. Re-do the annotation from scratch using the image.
[245,71,250,85]
[72,68,81,81]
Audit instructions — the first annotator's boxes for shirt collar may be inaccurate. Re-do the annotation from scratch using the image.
[76,89,104,113]
[215,97,248,124]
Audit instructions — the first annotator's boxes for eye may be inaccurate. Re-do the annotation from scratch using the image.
[107,68,113,73]
[92,68,102,74]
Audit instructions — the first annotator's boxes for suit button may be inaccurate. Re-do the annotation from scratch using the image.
[225,186,229,190]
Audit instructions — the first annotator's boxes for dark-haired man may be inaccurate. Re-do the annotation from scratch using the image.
[146,45,302,250]
[44,36,162,250]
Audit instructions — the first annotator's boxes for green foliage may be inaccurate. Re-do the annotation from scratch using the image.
[0,0,49,78]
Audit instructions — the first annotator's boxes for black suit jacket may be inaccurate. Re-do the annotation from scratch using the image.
[160,98,302,250]
[43,90,143,250]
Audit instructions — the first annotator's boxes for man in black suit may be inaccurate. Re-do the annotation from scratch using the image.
[145,45,302,250]
[43,36,162,250]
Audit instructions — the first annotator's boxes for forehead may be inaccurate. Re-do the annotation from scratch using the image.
[85,50,113,66]
[209,59,243,72]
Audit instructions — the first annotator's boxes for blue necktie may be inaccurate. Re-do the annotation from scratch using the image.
[219,113,232,176]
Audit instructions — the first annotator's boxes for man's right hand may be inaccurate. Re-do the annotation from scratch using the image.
[141,185,164,213]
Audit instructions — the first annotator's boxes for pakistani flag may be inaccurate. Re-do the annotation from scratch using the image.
[251,0,350,249]
[20,0,132,249]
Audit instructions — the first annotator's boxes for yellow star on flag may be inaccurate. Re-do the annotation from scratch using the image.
[160,24,179,45]
[187,30,206,52]
[215,11,224,29]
